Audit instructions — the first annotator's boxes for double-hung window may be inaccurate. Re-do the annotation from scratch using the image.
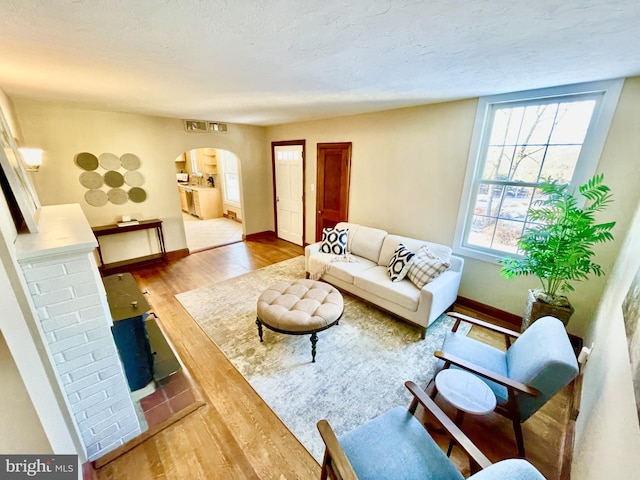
[220,151,241,205]
[454,79,623,262]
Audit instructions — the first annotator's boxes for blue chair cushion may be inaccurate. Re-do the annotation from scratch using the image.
[339,406,465,480]
[468,459,546,479]
[506,316,579,421]
[440,331,509,404]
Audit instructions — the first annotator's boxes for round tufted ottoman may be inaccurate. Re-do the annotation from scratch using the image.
[256,279,344,363]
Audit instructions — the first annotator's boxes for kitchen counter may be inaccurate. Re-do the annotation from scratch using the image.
[177,184,218,191]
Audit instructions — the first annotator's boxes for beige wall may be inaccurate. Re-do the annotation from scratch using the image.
[11,98,269,264]
[0,332,52,454]
[266,77,640,339]
[572,199,640,478]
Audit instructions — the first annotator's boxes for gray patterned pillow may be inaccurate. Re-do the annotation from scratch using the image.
[407,245,451,289]
[387,243,415,282]
[320,227,348,254]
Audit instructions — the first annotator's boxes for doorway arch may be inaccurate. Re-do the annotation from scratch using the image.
[175,147,244,252]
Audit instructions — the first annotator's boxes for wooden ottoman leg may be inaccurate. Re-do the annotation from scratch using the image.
[256,317,264,342]
[310,332,318,363]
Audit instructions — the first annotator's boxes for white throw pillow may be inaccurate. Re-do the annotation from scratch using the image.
[386,243,415,282]
[407,245,451,289]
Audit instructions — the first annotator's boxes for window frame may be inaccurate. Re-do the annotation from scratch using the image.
[453,78,624,264]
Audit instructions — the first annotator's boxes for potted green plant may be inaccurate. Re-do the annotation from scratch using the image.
[500,173,616,330]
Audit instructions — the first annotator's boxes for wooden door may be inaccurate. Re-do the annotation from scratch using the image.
[316,142,352,241]
[272,141,305,246]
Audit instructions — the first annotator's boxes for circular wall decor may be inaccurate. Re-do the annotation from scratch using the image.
[120,153,141,170]
[107,188,128,204]
[128,187,147,203]
[79,171,104,189]
[85,189,108,207]
[104,170,125,187]
[124,170,144,187]
[99,152,121,170]
[75,152,99,171]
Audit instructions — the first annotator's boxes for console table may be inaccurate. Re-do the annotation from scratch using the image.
[92,219,167,275]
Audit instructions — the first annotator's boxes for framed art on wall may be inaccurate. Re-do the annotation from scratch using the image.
[623,266,640,426]
[0,107,40,233]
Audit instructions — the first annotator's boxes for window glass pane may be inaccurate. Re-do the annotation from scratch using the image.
[499,187,534,221]
[549,100,596,144]
[492,219,525,253]
[517,103,558,145]
[468,216,496,249]
[539,146,581,182]
[482,146,515,180]
[510,145,545,182]
[489,106,524,145]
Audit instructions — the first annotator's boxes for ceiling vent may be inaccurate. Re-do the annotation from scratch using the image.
[183,120,228,133]
[208,122,227,132]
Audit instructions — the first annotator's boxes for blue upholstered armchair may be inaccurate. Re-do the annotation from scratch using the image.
[434,313,579,456]
[317,381,546,480]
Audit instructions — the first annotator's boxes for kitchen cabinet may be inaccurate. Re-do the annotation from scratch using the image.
[178,185,188,212]
[193,187,223,219]
[179,185,222,219]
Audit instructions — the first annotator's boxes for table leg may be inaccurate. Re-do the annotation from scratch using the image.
[256,318,264,342]
[310,332,318,363]
[447,410,465,457]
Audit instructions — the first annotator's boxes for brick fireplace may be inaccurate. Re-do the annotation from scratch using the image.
[15,204,141,461]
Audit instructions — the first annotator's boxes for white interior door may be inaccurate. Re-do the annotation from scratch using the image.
[274,145,303,246]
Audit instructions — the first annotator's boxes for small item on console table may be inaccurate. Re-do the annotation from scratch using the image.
[117,219,140,227]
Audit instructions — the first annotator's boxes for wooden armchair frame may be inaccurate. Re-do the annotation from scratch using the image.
[317,380,491,480]
[433,312,542,456]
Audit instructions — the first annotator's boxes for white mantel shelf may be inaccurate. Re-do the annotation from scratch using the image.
[14,203,97,261]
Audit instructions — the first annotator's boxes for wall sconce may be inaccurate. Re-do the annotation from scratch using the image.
[19,148,44,172]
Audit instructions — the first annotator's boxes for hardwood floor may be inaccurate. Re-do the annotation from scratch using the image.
[95,237,570,479]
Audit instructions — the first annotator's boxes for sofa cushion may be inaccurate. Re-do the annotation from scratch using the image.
[320,227,348,254]
[407,245,451,289]
[326,256,377,283]
[354,266,420,311]
[338,224,387,263]
[379,234,452,267]
[387,243,415,282]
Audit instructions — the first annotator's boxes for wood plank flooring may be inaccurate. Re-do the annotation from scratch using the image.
[95,237,569,480]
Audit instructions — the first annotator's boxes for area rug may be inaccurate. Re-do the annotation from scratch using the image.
[175,256,469,461]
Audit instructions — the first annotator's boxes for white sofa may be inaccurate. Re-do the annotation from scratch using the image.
[304,222,464,338]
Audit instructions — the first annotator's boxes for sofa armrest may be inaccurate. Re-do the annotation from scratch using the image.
[419,267,463,324]
[304,242,322,271]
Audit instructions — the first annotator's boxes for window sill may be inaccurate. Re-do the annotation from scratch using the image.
[453,244,516,265]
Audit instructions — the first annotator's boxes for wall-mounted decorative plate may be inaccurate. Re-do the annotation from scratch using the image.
[107,188,128,204]
[128,187,147,203]
[76,152,99,171]
[99,153,121,170]
[79,171,103,189]
[120,153,141,170]
[85,189,108,207]
[124,170,144,187]
[104,170,125,187]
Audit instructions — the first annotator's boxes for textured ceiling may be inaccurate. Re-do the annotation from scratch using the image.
[0,1,639,126]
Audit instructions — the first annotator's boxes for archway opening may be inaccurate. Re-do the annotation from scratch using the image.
[175,147,243,252]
